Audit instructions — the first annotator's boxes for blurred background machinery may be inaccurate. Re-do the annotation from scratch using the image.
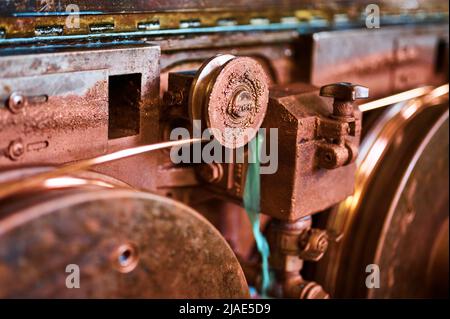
[0,0,448,298]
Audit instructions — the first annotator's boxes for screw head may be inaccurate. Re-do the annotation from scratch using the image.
[320,82,369,101]
[7,139,25,160]
[7,92,27,113]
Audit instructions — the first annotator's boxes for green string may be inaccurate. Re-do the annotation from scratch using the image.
[243,133,271,297]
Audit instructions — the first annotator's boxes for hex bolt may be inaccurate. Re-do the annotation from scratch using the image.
[7,92,27,114]
[7,139,25,161]
[320,82,369,119]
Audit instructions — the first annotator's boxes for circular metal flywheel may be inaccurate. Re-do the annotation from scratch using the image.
[315,91,449,298]
[0,170,249,298]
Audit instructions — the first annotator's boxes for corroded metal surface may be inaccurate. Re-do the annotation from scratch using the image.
[0,187,249,298]
[205,56,269,148]
[316,87,449,298]
[1,0,448,15]
[297,25,449,98]
[370,112,448,298]
[0,0,307,14]
[261,83,361,220]
[266,217,329,298]
[164,55,269,148]
[0,0,448,299]
[1,0,447,50]
[0,44,161,193]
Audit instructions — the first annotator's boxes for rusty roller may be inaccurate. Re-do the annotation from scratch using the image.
[189,55,270,149]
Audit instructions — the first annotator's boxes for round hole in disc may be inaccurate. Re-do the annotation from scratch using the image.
[113,242,139,273]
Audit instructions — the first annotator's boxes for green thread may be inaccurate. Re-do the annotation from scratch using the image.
[243,133,271,296]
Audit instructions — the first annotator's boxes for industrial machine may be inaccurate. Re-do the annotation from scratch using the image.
[0,0,448,298]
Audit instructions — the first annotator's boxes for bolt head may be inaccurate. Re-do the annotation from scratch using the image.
[7,140,25,160]
[7,92,26,113]
[320,82,369,101]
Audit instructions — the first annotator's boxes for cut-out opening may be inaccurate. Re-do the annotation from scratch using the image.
[108,73,142,139]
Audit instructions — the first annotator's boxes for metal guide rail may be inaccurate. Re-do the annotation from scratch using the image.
[0,0,448,45]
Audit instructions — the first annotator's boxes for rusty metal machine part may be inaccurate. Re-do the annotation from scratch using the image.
[315,87,449,298]
[0,139,203,200]
[320,82,369,119]
[162,63,369,298]
[0,166,131,190]
[0,44,161,193]
[0,0,447,45]
[317,82,368,169]
[0,174,249,298]
[260,82,364,220]
[0,0,448,300]
[165,54,270,148]
[297,25,449,99]
[189,55,236,125]
[165,78,365,214]
[266,217,330,299]
[202,56,269,148]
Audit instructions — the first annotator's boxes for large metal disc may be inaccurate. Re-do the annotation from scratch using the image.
[316,91,449,298]
[0,187,249,298]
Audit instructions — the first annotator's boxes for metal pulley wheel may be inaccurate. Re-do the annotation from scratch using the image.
[0,168,249,298]
[315,88,449,298]
[189,55,269,149]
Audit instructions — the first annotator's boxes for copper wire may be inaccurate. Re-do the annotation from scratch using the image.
[0,138,203,199]
[359,84,448,112]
